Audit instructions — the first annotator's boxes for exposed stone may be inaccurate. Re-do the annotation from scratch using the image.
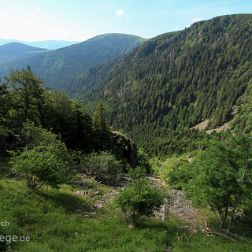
[93,191,102,196]
[167,189,196,220]
[155,189,197,222]
[111,131,137,167]
[94,203,105,209]
[166,247,173,252]
[74,190,88,197]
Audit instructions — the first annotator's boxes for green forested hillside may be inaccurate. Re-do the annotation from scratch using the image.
[232,80,252,134]
[0,34,144,93]
[77,14,252,155]
[1,13,252,252]
[0,68,138,166]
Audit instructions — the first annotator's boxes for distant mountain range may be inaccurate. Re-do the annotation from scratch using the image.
[0,33,144,93]
[0,42,47,64]
[0,39,79,50]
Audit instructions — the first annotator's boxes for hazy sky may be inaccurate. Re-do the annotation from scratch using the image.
[0,0,251,41]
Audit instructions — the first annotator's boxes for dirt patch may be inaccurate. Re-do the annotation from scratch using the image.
[192,119,210,131]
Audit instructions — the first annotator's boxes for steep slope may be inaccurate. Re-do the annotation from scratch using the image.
[232,80,252,134]
[0,42,47,64]
[0,34,144,93]
[76,14,252,152]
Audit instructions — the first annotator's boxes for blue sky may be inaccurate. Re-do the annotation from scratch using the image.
[0,0,251,41]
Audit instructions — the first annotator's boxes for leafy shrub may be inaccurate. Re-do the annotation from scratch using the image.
[9,123,72,190]
[81,152,122,185]
[116,175,164,227]
[177,135,252,229]
[10,143,72,190]
[21,122,58,148]
[137,149,151,174]
[128,166,147,180]
[168,162,191,190]
[150,155,190,188]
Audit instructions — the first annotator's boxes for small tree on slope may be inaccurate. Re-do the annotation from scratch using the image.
[186,135,252,229]
[116,168,164,227]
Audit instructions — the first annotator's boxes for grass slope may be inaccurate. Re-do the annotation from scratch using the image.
[0,158,252,252]
[0,178,173,252]
[0,159,252,251]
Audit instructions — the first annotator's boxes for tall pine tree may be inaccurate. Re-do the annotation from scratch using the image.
[93,103,111,150]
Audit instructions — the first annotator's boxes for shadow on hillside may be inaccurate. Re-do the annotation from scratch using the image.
[37,190,92,214]
[205,209,252,240]
[231,207,252,239]
[137,218,182,246]
[139,216,181,229]
[0,157,10,177]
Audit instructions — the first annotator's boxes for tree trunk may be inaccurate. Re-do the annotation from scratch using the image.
[219,206,228,229]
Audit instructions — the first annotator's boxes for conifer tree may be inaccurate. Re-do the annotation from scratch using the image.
[93,103,111,150]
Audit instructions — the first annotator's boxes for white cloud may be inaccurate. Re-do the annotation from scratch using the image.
[115,9,125,18]
[186,17,202,28]
[191,17,202,23]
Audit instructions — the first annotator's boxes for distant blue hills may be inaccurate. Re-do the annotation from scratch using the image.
[0,39,79,50]
[0,33,144,94]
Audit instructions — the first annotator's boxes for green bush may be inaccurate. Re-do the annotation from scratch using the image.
[136,149,151,174]
[182,135,252,229]
[10,143,72,190]
[116,177,164,227]
[81,152,122,185]
[168,162,191,190]
[150,155,189,186]
[9,123,72,190]
[21,122,58,148]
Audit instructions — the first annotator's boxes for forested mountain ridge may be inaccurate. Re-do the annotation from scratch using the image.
[0,34,144,93]
[76,14,252,154]
[0,42,47,64]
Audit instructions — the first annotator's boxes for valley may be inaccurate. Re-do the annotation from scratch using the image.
[0,13,252,252]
